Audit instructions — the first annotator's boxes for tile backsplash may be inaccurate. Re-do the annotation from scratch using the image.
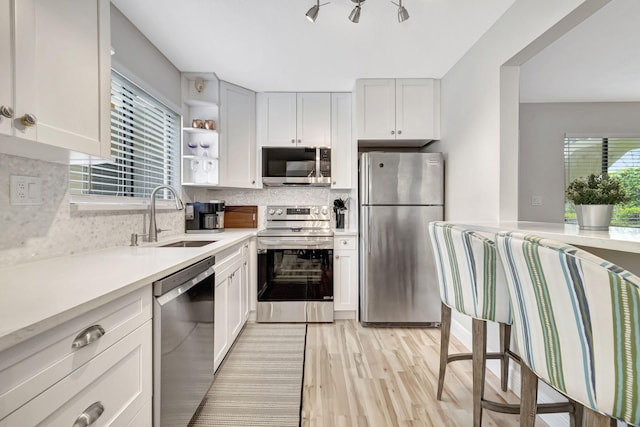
[0,154,183,268]
[1,154,357,268]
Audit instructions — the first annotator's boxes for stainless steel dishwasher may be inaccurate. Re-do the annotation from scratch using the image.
[153,256,215,427]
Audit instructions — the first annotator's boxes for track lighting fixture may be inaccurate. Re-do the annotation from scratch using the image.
[305,0,409,24]
[306,0,330,22]
[349,0,364,23]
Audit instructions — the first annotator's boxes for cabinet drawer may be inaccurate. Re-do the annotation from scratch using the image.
[215,242,244,273]
[0,287,152,419]
[0,321,152,426]
[335,237,357,251]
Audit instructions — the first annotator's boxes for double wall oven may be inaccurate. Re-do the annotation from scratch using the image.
[257,206,334,322]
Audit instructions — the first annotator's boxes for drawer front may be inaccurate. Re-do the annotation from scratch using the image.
[0,321,152,426]
[215,243,244,273]
[0,287,152,419]
[335,237,356,251]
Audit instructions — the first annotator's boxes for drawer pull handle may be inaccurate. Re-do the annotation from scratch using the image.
[72,325,106,349]
[72,401,104,427]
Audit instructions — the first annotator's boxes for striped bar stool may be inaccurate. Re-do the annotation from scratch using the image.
[496,231,640,427]
[429,222,515,426]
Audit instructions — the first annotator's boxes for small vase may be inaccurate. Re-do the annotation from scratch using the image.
[575,204,613,230]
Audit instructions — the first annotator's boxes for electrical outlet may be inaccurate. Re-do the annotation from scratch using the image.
[531,195,543,206]
[10,175,42,205]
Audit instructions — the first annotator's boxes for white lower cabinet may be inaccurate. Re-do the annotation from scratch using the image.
[334,236,359,314]
[0,287,153,425]
[214,241,251,371]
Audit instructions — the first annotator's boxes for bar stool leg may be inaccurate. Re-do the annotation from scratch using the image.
[520,364,538,427]
[583,407,618,426]
[472,318,487,427]
[437,303,452,400]
[500,323,511,392]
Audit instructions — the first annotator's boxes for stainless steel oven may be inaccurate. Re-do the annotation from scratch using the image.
[153,256,215,427]
[257,206,334,322]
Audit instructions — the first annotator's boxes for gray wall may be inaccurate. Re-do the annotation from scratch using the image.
[518,102,640,222]
[110,4,182,111]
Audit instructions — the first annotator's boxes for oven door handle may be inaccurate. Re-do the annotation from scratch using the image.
[258,239,333,249]
[156,267,214,306]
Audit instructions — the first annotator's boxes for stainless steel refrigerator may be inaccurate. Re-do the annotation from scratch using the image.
[359,152,443,325]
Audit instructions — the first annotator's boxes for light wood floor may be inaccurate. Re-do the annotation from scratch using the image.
[301,319,536,427]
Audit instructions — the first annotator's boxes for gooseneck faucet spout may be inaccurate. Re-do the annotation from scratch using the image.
[148,185,184,242]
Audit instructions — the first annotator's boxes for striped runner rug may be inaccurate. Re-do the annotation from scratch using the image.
[189,323,307,427]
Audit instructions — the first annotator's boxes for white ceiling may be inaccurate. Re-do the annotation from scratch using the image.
[520,0,640,103]
[111,0,514,92]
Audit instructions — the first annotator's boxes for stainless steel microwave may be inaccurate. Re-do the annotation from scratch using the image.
[262,147,331,186]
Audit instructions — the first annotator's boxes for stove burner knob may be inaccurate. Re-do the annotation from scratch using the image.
[321,208,328,215]
[268,209,275,215]
[276,209,283,215]
[313,207,320,215]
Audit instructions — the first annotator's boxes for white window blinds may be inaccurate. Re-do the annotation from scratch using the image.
[70,71,180,200]
[564,137,640,227]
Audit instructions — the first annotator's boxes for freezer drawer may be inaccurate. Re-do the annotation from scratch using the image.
[360,205,442,324]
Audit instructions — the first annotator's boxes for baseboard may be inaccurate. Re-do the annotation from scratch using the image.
[334,310,356,320]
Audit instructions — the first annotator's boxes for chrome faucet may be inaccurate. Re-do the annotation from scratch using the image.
[148,185,184,242]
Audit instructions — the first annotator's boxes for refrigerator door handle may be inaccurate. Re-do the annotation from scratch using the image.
[366,208,371,254]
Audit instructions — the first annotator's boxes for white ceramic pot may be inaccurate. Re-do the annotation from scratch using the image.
[575,204,613,230]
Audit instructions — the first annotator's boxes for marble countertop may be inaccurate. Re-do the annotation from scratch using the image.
[450,221,640,254]
[0,229,259,352]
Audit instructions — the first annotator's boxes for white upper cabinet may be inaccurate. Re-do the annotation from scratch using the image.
[296,93,331,147]
[259,92,331,147]
[0,0,111,163]
[356,78,440,146]
[0,0,12,138]
[330,93,353,189]
[219,81,257,188]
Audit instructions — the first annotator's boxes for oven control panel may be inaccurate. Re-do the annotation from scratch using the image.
[266,205,330,221]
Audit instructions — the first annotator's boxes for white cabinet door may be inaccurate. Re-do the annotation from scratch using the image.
[395,79,439,140]
[0,0,12,137]
[227,262,243,341]
[334,236,358,312]
[355,79,396,140]
[219,81,257,188]
[297,93,331,147]
[7,0,111,160]
[0,322,152,427]
[262,92,297,147]
[330,93,352,189]
[214,275,229,372]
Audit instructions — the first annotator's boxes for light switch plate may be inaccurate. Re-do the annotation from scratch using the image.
[531,195,543,206]
[10,175,43,205]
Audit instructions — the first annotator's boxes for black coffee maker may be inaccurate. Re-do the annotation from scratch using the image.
[185,201,225,233]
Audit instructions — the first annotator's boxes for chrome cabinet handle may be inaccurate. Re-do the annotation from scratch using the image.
[0,105,13,118]
[72,401,104,427]
[251,180,255,184]
[20,113,37,127]
[390,130,395,135]
[72,325,106,349]
[291,139,295,144]
[336,255,340,259]
[397,130,402,135]
[297,139,301,143]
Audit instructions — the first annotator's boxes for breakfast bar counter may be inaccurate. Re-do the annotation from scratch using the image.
[450,220,640,273]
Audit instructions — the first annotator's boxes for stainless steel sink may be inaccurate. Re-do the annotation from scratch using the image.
[158,240,217,248]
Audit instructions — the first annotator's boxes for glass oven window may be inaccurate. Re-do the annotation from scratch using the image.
[258,249,333,301]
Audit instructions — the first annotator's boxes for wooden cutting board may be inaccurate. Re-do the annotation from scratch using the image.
[224,205,258,228]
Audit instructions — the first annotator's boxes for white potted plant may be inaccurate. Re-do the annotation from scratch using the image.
[566,173,628,230]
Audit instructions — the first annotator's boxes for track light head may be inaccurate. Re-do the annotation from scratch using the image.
[306,4,320,22]
[392,0,410,23]
[349,0,364,23]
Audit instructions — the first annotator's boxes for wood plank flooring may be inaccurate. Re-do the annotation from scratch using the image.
[301,320,541,427]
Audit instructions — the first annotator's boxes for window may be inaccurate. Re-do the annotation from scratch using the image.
[70,71,180,202]
[564,137,640,227]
